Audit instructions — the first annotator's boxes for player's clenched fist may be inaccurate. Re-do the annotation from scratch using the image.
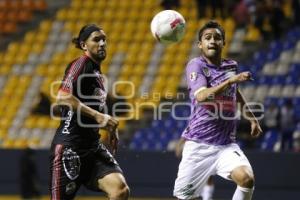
[229,71,253,84]
[95,113,119,132]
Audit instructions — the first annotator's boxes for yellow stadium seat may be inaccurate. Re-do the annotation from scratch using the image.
[79,10,91,21]
[32,43,44,53]
[49,119,60,129]
[67,9,78,21]
[244,24,261,42]
[123,63,135,74]
[133,65,146,75]
[0,129,7,140]
[0,117,11,129]
[64,21,76,32]
[7,42,20,54]
[117,120,126,130]
[35,64,47,76]
[129,75,142,86]
[172,64,184,75]
[47,65,59,77]
[35,32,48,43]
[2,53,15,65]
[2,138,15,149]
[56,9,68,20]
[29,137,41,147]
[14,138,28,149]
[224,17,236,32]
[19,44,32,55]
[0,64,11,74]
[15,54,28,64]
[36,117,50,128]
[70,0,81,9]
[39,20,52,33]
[24,31,36,44]
[158,65,170,76]
[24,116,37,129]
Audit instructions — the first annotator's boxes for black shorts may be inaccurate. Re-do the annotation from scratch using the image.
[50,142,123,200]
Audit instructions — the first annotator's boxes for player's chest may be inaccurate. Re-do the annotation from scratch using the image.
[203,66,237,87]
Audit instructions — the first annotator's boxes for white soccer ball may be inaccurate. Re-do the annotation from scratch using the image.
[150,10,186,45]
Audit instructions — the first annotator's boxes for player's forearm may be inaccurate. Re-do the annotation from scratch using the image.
[195,79,231,102]
[56,91,99,120]
[237,90,257,122]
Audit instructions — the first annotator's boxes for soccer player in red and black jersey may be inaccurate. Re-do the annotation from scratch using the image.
[50,24,129,200]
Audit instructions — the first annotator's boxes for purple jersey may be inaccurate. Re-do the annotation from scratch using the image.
[182,56,238,145]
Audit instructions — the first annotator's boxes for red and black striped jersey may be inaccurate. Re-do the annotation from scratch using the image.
[52,55,107,147]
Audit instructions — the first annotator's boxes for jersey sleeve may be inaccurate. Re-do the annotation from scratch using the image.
[186,59,207,96]
[60,57,87,93]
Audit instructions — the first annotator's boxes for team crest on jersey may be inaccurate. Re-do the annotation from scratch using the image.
[202,67,210,77]
[62,148,81,180]
[190,72,197,81]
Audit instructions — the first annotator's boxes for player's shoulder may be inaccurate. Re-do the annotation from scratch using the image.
[186,57,206,69]
[69,55,90,66]
[222,58,238,66]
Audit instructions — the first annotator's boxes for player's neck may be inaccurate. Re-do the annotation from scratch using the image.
[84,52,101,65]
[203,56,221,67]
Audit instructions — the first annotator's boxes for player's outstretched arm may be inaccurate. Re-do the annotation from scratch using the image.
[237,89,263,138]
[196,71,252,102]
[56,90,118,131]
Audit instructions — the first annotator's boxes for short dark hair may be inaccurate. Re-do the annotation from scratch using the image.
[72,24,102,49]
[198,20,225,42]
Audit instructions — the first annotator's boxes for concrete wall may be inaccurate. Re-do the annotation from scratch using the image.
[0,149,299,199]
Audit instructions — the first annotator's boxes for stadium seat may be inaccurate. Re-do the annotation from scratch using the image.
[261,130,279,151]
[262,62,277,75]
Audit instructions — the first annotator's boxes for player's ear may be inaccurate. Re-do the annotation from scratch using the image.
[80,41,87,51]
[198,41,202,50]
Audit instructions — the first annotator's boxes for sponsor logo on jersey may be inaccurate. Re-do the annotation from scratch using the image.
[190,72,197,81]
[62,111,73,134]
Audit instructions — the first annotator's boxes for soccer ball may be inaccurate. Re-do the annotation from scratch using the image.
[150,10,186,44]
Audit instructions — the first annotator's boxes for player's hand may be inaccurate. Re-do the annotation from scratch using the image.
[110,128,119,156]
[229,72,253,84]
[175,138,185,158]
[250,120,263,138]
[95,113,119,132]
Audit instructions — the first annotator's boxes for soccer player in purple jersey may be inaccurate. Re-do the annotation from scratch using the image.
[50,24,129,200]
[173,21,262,200]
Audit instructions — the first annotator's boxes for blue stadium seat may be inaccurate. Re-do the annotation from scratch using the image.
[258,76,273,85]
[238,64,248,72]
[151,120,164,129]
[264,96,279,107]
[271,75,286,85]
[260,130,279,151]
[268,40,282,62]
[289,63,300,76]
[163,118,176,129]
[269,40,283,52]
[252,51,267,68]
[176,120,187,131]
[129,139,143,150]
[293,97,300,120]
[283,40,295,51]
[266,51,280,62]
[286,27,300,41]
[285,75,299,85]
